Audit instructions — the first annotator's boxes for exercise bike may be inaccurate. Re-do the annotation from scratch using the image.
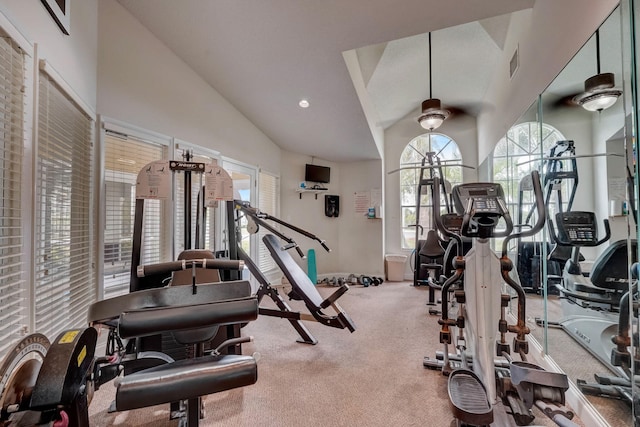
[424,171,576,426]
[546,210,638,422]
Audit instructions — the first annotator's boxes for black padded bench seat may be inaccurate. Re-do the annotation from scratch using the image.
[115,354,257,411]
[262,234,356,332]
[118,297,258,339]
[88,280,252,326]
[556,239,637,307]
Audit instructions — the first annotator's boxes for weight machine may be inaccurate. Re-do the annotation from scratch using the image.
[226,200,356,345]
[516,140,578,294]
[409,152,451,297]
[0,156,259,427]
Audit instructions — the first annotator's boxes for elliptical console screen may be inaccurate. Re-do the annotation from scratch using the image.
[453,183,506,215]
[556,212,597,244]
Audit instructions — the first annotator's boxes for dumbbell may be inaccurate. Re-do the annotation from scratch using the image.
[359,275,372,287]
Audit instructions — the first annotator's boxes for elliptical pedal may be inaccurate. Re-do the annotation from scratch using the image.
[448,369,493,426]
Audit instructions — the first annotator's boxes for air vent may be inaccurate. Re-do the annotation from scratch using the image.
[510,46,519,79]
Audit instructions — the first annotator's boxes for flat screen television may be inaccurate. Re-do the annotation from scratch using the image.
[305,164,330,183]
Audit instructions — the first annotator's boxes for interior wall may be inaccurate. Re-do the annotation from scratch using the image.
[97,1,281,173]
[280,151,341,275]
[478,0,619,163]
[279,151,384,277]
[593,104,629,245]
[0,0,98,108]
[384,111,478,276]
[337,159,384,276]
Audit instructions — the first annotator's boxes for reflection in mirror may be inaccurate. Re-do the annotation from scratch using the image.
[484,6,636,425]
[536,6,634,427]
[623,0,640,424]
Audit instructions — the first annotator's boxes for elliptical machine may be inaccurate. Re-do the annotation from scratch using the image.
[425,171,576,426]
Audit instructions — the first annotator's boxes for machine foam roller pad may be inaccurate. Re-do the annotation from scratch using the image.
[88,280,251,324]
[115,354,257,411]
[117,296,258,339]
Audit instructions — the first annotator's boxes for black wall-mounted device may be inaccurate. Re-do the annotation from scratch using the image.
[325,195,339,217]
[305,164,331,183]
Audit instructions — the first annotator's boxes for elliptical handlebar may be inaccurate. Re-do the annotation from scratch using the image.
[502,170,546,257]
[432,176,464,255]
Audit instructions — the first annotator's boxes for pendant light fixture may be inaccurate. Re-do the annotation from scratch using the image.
[573,29,621,112]
[418,32,449,131]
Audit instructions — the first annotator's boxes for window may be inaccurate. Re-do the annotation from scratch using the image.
[492,122,567,222]
[103,131,165,299]
[35,70,95,340]
[258,171,279,273]
[223,160,257,260]
[0,34,26,357]
[400,133,462,249]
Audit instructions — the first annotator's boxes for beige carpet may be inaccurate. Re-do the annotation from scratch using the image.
[88,282,589,426]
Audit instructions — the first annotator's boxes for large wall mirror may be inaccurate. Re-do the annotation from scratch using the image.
[537,6,634,426]
[484,5,638,425]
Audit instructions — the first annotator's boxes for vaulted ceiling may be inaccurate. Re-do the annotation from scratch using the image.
[117,0,536,162]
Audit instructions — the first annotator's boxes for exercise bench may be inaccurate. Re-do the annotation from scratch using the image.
[263,234,356,333]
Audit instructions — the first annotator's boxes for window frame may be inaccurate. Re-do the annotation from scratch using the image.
[491,121,568,226]
[0,21,33,358]
[34,61,97,340]
[257,169,280,275]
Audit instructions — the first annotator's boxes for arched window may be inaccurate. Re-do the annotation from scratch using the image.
[400,133,462,249]
[492,121,568,220]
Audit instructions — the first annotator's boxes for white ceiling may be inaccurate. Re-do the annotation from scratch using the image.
[117,0,536,162]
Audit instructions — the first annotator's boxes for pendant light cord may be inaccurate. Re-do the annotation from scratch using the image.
[596,29,601,75]
[428,32,433,98]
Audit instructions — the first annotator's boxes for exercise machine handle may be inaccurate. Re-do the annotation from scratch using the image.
[237,200,331,252]
[502,170,545,257]
[137,259,244,277]
[319,241,331,252]
[432,176,463,254]
[295,245,306,258]
[596,219,611,246]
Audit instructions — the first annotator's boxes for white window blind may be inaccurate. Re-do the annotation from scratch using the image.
[0,34,26,358]
[35,71,95,340]
[258,171,279,272]
[174,148,216,256]
[104,132,164,299]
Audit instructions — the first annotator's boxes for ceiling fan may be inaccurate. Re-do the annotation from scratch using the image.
[417,32,471,131]
[549,29,621,112]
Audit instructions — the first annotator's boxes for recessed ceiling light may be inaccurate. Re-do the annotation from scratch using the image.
[299,99,310,108]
